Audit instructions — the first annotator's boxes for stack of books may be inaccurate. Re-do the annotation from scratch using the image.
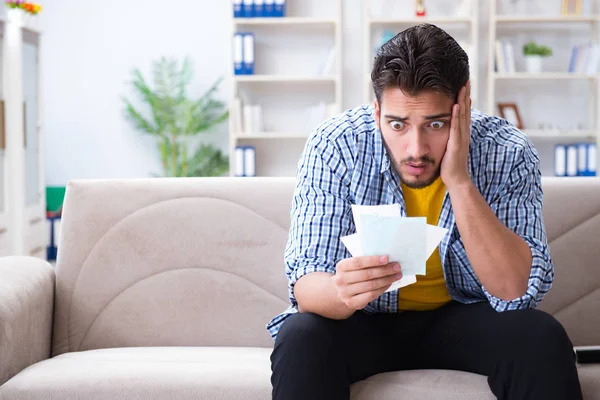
[567,43,600,74]
[494,39,516,74]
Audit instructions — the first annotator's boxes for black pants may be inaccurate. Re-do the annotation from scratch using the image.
[270,301,583,400]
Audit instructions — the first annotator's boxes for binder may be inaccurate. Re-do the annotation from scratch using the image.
[577,143,588,176]
[244,146,256,177]
[233,0,243,18]
[243,33,255,75]
[274,0,285,17]
[243,0,254,18]
[234,146,257,176]
[587,143,597,176]
[566,144,578,177]
[233,33,244,75]
[235,146,245,176]
[264,0,275,17]
[254,0,265,17]
[554,145,566,177]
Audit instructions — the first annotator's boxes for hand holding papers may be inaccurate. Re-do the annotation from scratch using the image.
[340,204,448,293]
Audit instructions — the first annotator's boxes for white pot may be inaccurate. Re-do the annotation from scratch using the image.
[525,55,543,74]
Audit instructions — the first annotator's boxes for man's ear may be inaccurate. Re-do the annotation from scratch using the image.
[374,99,381,131]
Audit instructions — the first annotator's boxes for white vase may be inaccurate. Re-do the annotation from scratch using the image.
[525,55,543,74]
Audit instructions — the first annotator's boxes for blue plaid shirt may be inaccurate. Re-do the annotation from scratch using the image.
[266,104,553,340]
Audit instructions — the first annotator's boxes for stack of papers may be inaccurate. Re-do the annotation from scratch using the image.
[340,204,448,293]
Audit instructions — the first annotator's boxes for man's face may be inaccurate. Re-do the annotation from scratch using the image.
[374,88,454,189]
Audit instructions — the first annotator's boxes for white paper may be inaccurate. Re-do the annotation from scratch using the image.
[340,233,418,291]
[341,203,449,293]
[358,214,427,276]
[351,203,401,233]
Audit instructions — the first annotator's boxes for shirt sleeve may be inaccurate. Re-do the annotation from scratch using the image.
[481,141,554,311]
[284,131,353,309]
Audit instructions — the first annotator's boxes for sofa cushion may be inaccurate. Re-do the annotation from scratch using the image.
[1,347,598,400]
[0,347,273,400]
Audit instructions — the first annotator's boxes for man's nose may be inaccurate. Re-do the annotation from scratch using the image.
[406,130,429,160]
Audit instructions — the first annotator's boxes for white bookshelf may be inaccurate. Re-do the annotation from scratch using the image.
[486,0,600,176]
[0,9,47,258]
[362,0,480,107]
[229,0,343,177]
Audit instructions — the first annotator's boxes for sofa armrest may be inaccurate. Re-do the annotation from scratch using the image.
[0,256,55,386]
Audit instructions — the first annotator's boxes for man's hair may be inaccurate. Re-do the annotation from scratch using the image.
[371,24,469,104]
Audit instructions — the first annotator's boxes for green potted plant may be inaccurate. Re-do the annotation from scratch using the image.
[522,42,552,74]
[123,56,229,177]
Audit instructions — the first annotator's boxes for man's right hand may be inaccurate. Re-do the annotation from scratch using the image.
[332,255,402,311]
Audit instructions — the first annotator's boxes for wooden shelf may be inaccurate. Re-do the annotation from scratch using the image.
[369,16,474,25]
[234,75,337,83]
[233,17,337,26]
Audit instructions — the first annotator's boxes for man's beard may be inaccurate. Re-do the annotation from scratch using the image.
[386,147,439,189]
[397,160,440,189]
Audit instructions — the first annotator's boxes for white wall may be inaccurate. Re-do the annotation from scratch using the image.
[40,0,592,184]
[40,0,233,184]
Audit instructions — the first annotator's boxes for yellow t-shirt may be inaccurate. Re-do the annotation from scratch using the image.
[398,176,452,311]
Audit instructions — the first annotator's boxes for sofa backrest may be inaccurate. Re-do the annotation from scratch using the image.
[536,177,600,346]
[52,178,295,356]
[52,176,600,356]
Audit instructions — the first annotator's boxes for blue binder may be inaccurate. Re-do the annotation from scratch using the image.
[233,33,244,75]
[234,146,245,176]
[242,33,255,75]
[243,0,254,17]
[254,0,265,17]
[566,144,578,177]
[234,146,257,177]
[586,143,597,176]
[577,143,588,176]
[274,0,285,17]
[554,144,566,177]
[264,0,275,17]
[233,0,244,17]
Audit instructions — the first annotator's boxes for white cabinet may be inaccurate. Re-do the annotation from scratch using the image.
[0,9,46,258]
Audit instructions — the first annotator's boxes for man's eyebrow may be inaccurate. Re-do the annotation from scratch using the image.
[423,113,452,120]
[383,113,452,121]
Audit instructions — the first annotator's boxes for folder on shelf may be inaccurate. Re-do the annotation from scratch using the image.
[554,145,566,177]
[244,146,256,177]
[234,146,257,177]
[566,144,578,177]
[581,143,598,176]
[577,143,588,176]
[588,143,597,176]
[243,0,254,18]
[264,0,275,17]
[233,33,244,75]
[254,0,265,17]
[235,146,245,176]
[274,0,285,17]
[242,104,264,134]
[242,33,255,75]
[233,0,243,18]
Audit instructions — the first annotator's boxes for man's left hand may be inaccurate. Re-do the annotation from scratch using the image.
[441,81,471,189]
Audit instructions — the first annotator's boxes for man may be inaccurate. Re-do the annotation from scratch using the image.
[267,24,582,400]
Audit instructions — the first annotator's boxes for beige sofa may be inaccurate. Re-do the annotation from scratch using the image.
[0,176,599,400]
